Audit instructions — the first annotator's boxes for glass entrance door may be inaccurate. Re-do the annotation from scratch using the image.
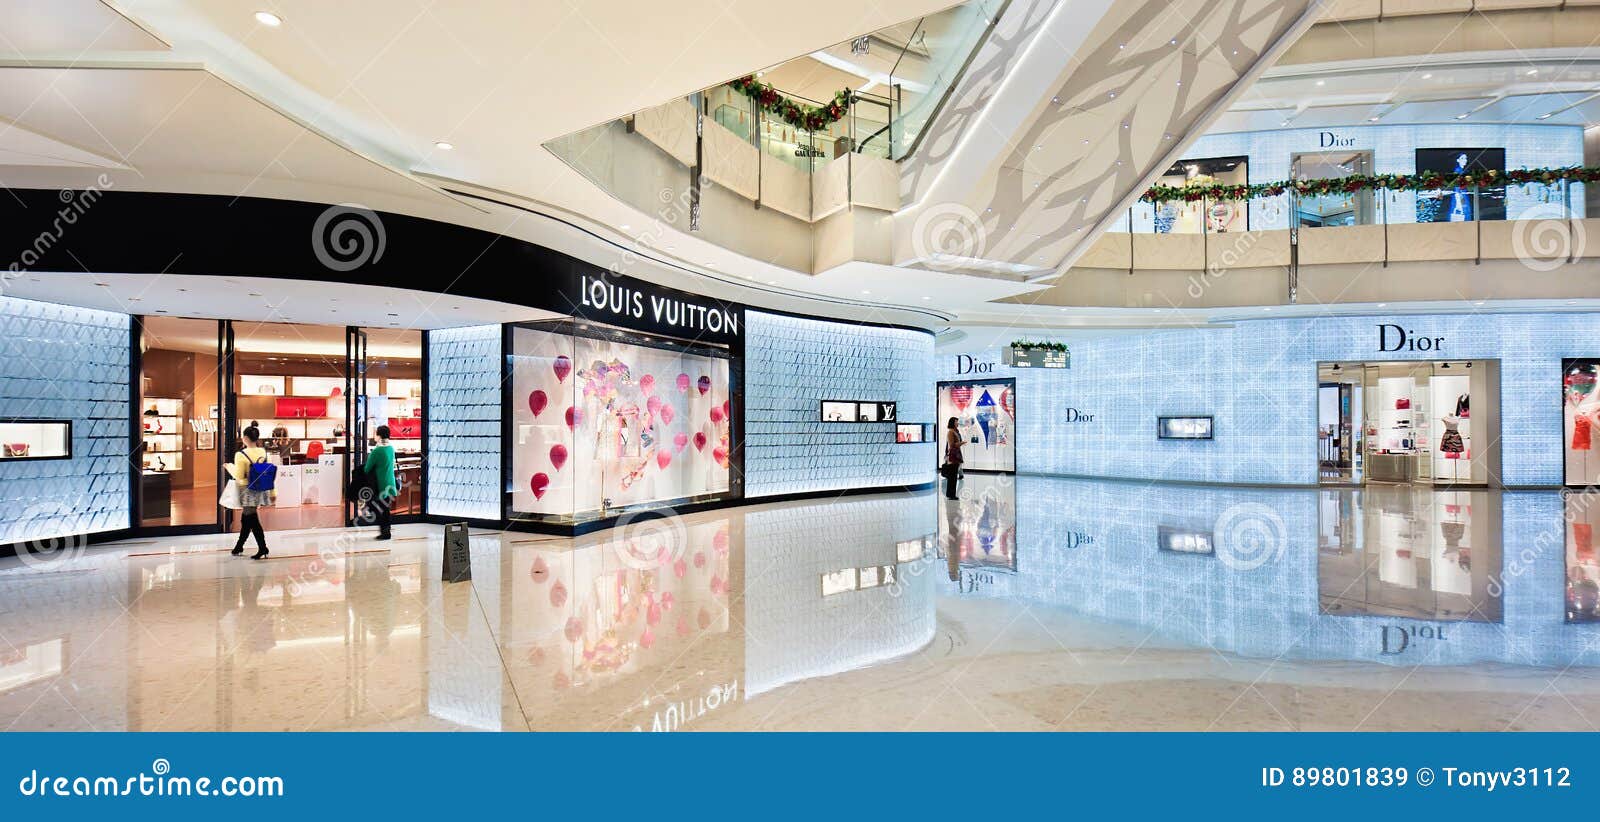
[345,326,368,526]
[135,316,229,535]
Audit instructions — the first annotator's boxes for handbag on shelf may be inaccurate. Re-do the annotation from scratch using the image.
[1395,397,1411,410]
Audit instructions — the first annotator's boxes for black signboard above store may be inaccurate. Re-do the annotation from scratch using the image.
[1004,346,1069,369]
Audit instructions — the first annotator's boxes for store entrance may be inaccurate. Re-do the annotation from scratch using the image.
[136,318,423,536]
[1317,360,1500,487]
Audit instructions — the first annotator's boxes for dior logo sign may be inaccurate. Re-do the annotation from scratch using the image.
[1319,131,1356,148]
[1378,324,1444,353]
[1064,531,1095,549]
[1064,408,1095,423]
[955,354,995,375]
[1380,624,1447,655]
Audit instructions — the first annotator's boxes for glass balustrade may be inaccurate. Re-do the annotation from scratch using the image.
[1107,180,1583,235]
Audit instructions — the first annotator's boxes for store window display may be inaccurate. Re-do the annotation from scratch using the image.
[1317,361,1499,487]
[935,379,1015,473]
[1137,155,1249,234]
[1563,359,1600,487]
[510,323,733,524]
[1566,492,1600,623]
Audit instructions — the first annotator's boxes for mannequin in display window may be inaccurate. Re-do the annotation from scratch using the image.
[1438,413,1467,482]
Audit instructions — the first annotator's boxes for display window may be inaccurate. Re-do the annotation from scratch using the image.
[510,323,733,524]
[936,379,1015,473]
[1145,155,1248,234]
[1415,148,1506,223]
[1563,359,1600,487]
[1317,361,1499,487]
[0,420,70,460]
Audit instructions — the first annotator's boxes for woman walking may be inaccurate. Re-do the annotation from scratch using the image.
[942,416,964,501]
[228,425,273,559]
[363,424,398,540]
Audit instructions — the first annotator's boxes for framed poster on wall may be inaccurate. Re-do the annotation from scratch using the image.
[936,378,1016,473]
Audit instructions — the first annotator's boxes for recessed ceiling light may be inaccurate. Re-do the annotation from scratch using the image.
[1315,80,1325,86]
[620,224,631,230]
[861,290,871,295]
[921,296,931,300]
[1527,69,1539,76]
[1537,113,1554,120]
[254,11,282,27]
[1378,303,1388,307]
[1367,116,1380,122]
[706,263,716,267]
[1455,113,1469,120]
[434,141,454,151]
[1421,73,1432,79]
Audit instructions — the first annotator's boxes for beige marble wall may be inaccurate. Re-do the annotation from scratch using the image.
[632,99,696,167]
[703,121,759,202]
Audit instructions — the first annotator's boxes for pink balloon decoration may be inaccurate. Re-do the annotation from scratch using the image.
[693,551,706,569]
[565,406,582,430]
[549,444,568,472]
[709,406,725,424]
[710,574,726,595]
[646,395,663,415]
[563,616,583,642]
[713,529,730,556]
[697,608,711,630]
[530,555,550,583]
[712,446,729,468]
[676,615,691,636]
[656,450,672,470]
[661,592,675,610]
[721,400,730,419]
[673,558,687,579]
[639,628,656,649]
[676,373,690,392]
[659,405,675,426]
[550,579,567,608]
[647,601,662,626]
[697,375,711,395]
[640,374,655,395]
[526,646,546,666]
[530,472,550,499]
[552,355,572,383]
[693,432,708,452]
[528,389,548,417]
[673,432,689,453]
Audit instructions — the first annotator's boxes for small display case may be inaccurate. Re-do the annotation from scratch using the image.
[0,420,71,461]
[1157,416,1214,440]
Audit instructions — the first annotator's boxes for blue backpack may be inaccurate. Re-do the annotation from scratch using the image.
[246,454,277,492]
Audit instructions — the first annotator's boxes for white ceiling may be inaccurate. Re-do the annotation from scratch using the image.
[0,0,1594,337]
[8,272,564,332]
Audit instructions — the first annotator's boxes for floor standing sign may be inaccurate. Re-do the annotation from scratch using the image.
[443,522,472,582]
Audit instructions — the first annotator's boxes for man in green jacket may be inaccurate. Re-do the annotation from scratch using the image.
[363,424,398,540]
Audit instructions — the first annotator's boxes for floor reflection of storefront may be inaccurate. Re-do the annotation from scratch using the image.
[1317,487,1502,622]
[938,478,1017,594]
[1564,492,1600,623]
[508,517,742,731]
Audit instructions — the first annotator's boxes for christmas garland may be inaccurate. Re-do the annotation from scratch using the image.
[1139,165,1600,205]
[727,75,854,133]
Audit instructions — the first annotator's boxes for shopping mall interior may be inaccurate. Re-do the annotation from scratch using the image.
[2,0,1600,732]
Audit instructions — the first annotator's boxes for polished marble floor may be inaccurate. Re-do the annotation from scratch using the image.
[4,475,1600,731]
